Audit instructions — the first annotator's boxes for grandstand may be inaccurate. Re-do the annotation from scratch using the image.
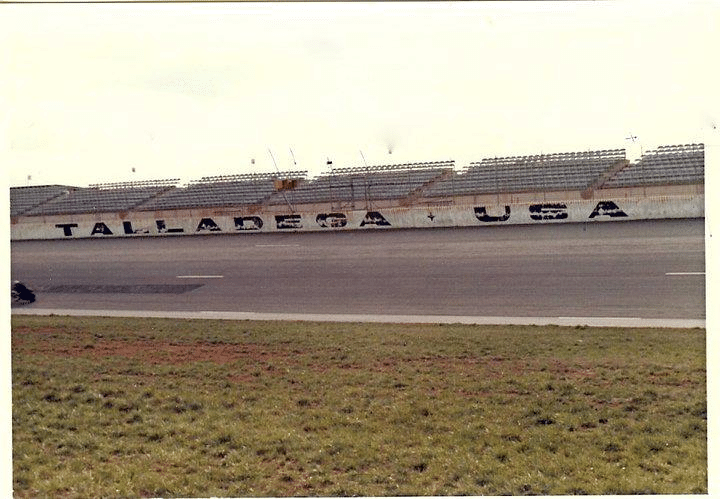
[10,185,76,217]
[424,149,626,198]
[136,172,307,211]
[12,180,179,216]
[9,144,704,217]
[603,143,704,188]
[276,161,454,205]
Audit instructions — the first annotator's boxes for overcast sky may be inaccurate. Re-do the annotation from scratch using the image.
[2,1,719,187]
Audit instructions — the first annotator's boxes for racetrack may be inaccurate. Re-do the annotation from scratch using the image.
[10,219,705,322]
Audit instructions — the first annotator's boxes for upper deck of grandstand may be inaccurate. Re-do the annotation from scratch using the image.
[273,161,454,205]
[10,185,77,217]
[9,144,704,216]
[12,180,179,216]
[424,149,626,198]
[136,171,308,211]
[603,143,703,188]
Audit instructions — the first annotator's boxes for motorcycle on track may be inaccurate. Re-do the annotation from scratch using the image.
[11,281,36,305]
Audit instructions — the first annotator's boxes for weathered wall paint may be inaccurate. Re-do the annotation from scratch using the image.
[10,195,704,240]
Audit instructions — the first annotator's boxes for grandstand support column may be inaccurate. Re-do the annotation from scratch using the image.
[451,171,456,205]
[641,158,647,199]
[329,169,336,212]
[364,168,372,212]
[494,162,500,205]
[359,151,372,212]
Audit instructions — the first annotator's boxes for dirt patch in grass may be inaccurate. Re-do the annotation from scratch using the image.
[14,332,294,366]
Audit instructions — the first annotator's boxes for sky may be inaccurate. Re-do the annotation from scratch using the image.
[2,1,719,187]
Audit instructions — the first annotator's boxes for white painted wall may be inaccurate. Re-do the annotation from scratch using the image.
[10,194,704,241]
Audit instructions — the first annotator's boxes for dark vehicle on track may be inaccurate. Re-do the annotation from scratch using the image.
[11,281,35,305]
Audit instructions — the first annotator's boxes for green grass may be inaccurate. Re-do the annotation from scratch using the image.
[12,316,706,497]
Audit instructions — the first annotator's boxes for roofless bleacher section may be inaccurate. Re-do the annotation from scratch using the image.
[137,171,308,211]
[10,185,77,217]
[278,161,454,205]
[9,144,704,216]
[425,149,627,198]
[12,180,180,216]
[603,143,704,188]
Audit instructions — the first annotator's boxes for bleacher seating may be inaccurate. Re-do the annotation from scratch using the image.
[10,185,76,217]
[603,143,704,188]
[10,145,704,216]
[18,179,180,216]
[425,149,626,197]
[138,172,307,210]
[279,161,453,204]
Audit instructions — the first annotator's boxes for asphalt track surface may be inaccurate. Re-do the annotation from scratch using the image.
[10,219,705,326]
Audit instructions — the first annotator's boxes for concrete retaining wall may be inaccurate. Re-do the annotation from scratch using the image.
[10,193,704,240]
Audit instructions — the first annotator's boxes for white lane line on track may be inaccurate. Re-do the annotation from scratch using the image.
[176,275,224,279]
[255,244,300,247]
[665,272,705,276]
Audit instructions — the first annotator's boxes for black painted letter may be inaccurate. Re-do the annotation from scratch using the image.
[196,218,221,232]
[123,221,150,235]
[360,211,391,227]
[55,223,79,237]
[589,201,628,219]
[316,213,347,228]
[276,215,303,230]
[529,203,568,221]
[234,216,263,231]
[155,220,184,233]
[91,222,113,235]
[474,206,511,223]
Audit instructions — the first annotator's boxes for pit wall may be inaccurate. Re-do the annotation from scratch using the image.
[10,193,704,240]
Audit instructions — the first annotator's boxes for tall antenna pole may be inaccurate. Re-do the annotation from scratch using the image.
[268,148,279,173]
[359,150,371,210]
[268,148,294,213]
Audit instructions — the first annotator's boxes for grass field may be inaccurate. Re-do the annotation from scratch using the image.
[11,315,706,497]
